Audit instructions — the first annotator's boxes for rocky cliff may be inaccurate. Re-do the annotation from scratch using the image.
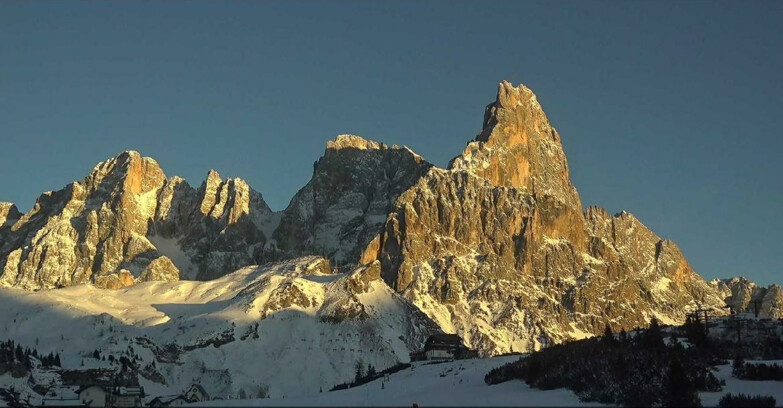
[712,277,783,318]
[0,81,748,356]
[266,135,431,267]
[0,152,274,289]
[367,81,725,354]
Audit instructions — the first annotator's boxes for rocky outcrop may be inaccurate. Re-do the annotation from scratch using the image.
[267,134,431,267]
[0,203,21,245]
[371,82,726,355]
[712,277,783,318]
[0,151,274,289]
[0,80,752,358]
[0,203,21,227]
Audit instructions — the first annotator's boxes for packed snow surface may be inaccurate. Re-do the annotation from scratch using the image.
[191,356,605,407]
[0,257,433,400]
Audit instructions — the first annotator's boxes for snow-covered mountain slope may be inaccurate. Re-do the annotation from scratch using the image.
[193,356,605,407]
[0,257,437,399]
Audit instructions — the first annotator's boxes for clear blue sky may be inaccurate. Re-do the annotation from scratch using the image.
[1,1,781,285]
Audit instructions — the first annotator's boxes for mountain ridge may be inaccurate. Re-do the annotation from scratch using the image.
[1,80,773,357]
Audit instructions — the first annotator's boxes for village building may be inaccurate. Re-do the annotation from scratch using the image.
[40,386,84,407]
[107,386,144,408]
[409,334,477,362]
[183,384,210,402]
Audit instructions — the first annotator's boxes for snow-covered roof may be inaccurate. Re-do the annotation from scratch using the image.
[44,386,80,400]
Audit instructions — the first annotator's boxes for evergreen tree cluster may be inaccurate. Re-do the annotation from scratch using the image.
[0,340,60,377]
[331,362,410,391]
[718,393,776,408]
[485,321,721,407]
[732,359,783,381]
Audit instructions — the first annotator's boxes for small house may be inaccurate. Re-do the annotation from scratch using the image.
[409,334,477,361]
[41,386,84,407]
[107,386,144,408]
[183,384,210,402]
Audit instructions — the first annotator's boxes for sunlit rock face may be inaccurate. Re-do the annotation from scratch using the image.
[0,151,274,289]
[0,80,736,358]
[371,82,725,355]
[712,277,783,318]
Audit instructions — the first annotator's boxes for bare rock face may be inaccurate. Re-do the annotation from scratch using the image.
[267,134,432,267]
[372,82,726,355]
[712,277,783,318]
[0,152,274,289]
[0,203,21,227]
[0,203,21,245]
[0,80,747,359]
[179,170,272,280]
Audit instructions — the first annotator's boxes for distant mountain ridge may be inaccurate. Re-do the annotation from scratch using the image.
[0,80,770,356]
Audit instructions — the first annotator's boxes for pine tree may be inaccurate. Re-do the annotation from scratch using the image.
[602,324,615,344]
[619,328,629,344]
[354,359,365,383]
[732,353,746,378]
[663,357,700,407]
[641,318,665,350]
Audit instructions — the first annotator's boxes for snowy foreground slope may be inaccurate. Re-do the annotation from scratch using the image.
[190,357,783,407]
[192,356,603,407]
[0,257,436,399]
[700,361,783,407]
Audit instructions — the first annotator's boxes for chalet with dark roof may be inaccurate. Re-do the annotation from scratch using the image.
[409,333,477,361]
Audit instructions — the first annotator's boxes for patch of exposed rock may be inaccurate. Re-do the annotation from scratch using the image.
[712,277,783,318]
[266,134,432,267]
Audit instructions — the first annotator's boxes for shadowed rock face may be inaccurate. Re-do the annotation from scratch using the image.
[0,152,273,289]
[266,135,432,267]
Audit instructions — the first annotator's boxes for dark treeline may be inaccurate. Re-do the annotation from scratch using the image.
[0,340,60,377]
[718,393,776,408]
[485,320,722,407]
[732,356,783,381]
[330,362,410,391]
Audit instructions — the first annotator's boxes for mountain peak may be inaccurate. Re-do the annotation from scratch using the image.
[448,81,581,211]
[326,134,387,151]
[82,150,166,200]
[492,80,541,111]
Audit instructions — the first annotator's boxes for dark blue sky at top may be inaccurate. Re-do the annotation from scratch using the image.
[1,1,781,285]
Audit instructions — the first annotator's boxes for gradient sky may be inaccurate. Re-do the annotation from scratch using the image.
[1,1,781,285]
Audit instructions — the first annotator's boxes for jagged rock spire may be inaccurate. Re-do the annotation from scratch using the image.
[449,81,581,211]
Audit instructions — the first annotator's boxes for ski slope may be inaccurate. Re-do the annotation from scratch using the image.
[0,257,436,400]
[192,356,604,407]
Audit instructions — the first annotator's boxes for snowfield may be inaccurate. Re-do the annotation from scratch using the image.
[186,357,783,407]
[190,356,605,407]
[0,257,435,400]
[700,361,783,407]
